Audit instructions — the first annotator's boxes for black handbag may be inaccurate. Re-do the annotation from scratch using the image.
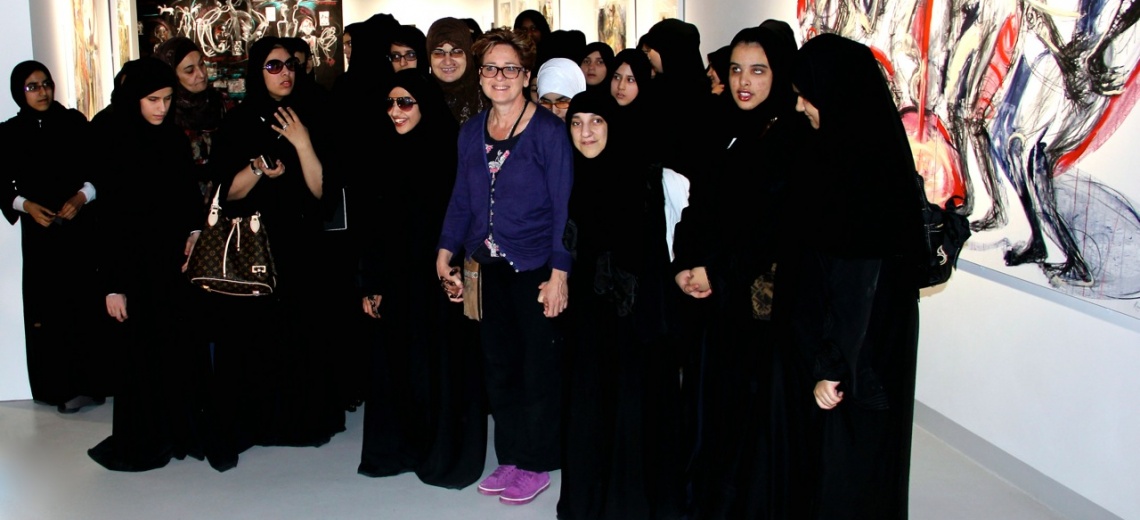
[186,187,277,296]
[914,172,971,289]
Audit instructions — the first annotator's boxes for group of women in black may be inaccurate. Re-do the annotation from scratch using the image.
[4,9,927,520]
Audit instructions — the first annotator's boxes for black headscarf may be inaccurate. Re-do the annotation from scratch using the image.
[391,25,429,75]
[581,41,616,95]
[791,33,922,258]
[384,69,458,169]
[537,29,586,70]
[513,10,551,41]
[706,45,730,93]
[641,19,708,172]
[722,22,799,133]
[110,58,178,128]
[154,37,227,132]
[9,60,51,111]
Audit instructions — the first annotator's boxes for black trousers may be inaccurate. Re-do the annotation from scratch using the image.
[479,261,562,472]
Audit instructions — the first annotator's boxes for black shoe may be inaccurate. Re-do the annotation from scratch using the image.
[58,395,107,414]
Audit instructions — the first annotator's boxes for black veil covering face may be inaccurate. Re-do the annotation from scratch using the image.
[791,33,923,260]
[785,33,923,520]
[356,69,486,489]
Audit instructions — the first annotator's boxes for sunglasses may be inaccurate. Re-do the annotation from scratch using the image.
[479,65,526,79]
[386,96,418,110]
[539,99,571,110]
[388,51,418,62]
[264,58,300,75]
[24,80,54,93]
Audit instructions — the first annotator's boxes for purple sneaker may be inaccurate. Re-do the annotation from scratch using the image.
[498,470,550,505]
[477,464,518,496]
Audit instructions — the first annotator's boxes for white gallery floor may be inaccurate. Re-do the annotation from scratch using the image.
[0,399,1067,520]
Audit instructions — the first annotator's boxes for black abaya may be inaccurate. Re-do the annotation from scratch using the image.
[355,70,487,489]
[86,59,204,471]
[786,33,926,519]
[557,91,684,520]
[0,99,109,408]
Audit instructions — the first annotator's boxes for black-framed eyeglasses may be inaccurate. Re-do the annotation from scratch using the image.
[388,51,418,63]
[264,58,300,75]
[539,99,571,109]
[24,80,54,93]
[479,65,526,79]
[386,97,418,110]
[431,48,465,58]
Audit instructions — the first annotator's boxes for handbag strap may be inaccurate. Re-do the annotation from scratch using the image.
[207,186,223,227]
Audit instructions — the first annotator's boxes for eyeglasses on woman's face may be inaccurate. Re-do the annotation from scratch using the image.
[479,65,526,79]
[264,58,300,75]
[389,51,418,63]
[431,48,465,59]
[539,98,571,110]
[386,96,418,110]
[24,80,54,92]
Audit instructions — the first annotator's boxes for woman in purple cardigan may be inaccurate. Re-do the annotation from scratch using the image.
[435,27,573,507]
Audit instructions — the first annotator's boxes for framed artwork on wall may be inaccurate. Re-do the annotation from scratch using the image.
[72,0,105,119]
[135,0,345,96]
[495,0,559,31]
[635,0,682,39]
[597,0,633,51]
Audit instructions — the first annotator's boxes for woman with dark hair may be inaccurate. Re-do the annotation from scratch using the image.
[153,36,231,206]
[436,27,572,506]
[557,89,684,520]
[513,9,551,45]
[1,61,108,414]
[426,17,486,124]
[205,36,344,470]
[788,33,924,519]
[86,58,203,471]
[580,41,614,94]
[390,25,428,75]
[672,21,816,519]
[356,69,486,489]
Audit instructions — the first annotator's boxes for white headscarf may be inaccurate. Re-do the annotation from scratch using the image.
[537,58,586,99]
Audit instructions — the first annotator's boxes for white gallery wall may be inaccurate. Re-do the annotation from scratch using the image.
[6,1,1138,518]
[0,1,34,401]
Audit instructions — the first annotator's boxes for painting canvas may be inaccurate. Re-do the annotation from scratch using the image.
[136,0,345,94]
[799,0,1140,318]
[72,0,103,119]
[495,0,558,31]
[598,0,630,51]
[113,0,134,72]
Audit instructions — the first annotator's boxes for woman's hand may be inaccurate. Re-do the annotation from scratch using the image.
[56,192,87,220]
[537,269,569,318]
[106,294,128,322]
[814,380,843,410]
[436,250,463,302]
[362,295,382,319]
[181,231,200,273]
[675,267,712,298]
[272,106,311,151]
[23,200,55,227]
[261,156,286,178]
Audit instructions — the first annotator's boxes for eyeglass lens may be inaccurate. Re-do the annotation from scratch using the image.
[24,81,54,92]
[265,58,298,74]
[480,65,524,79]
[386,97,417,109]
